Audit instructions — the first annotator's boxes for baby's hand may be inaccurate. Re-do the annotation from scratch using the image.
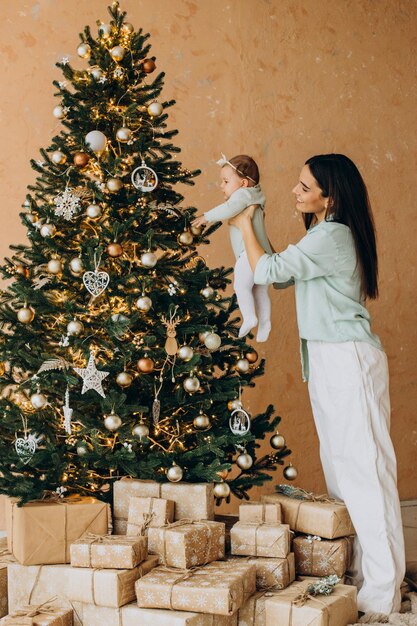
[191,215,208,228]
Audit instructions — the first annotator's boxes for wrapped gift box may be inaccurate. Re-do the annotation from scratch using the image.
[0,604,72,626]
[293,535,353,578]
[264,580,357,626]
[148,520,225,568]
[7,558,158,611]
[227,553,295,590]
[74,602,238,626]
[214,514,238,553]
[70,534,147,569]
[127,497,175,533]
[230,522,290,558]
[113,479,214,533]
[136,560,256,616]
[238,590,281,626]
[239,502,281,525]
[261,494,354,540]
[6,497,110,565]
[0,565,7,619]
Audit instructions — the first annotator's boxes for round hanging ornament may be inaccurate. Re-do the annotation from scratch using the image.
[131,160,158,192]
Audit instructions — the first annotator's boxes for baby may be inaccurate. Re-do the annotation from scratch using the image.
[192,154,273,342]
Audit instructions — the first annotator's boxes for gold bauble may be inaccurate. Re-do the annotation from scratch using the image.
[236,452,253,470]
[73,151,90,167]
[104,413,122,431]
[116,127,132,143]
[110,45,126,62]
[190,224,203,236]
[15,264,29,278]
[178,345,193,361]
[17,307,35,324]
[245,349,258,364]
[142,58,156,73]
[167,462,183,483]
[228,399,242,411]
[0,362,5,376]
[236,358,250,373]
[135,295,152,312]
[270,433,286,450]
[283,464,298,481]
[121,22,134,34]
[107,242,123,257]
[47,259,62,274]
[140,251,157,268]
[51,150,67,165]
[132,422,149,438]
[178,230,193,245]
[216,469,229,480]
[67,320,84,336]
[193,412,211,430]
[137,357,154,373]
[106,178,123,193]
[116,371,133,388]
[213,482,230,499]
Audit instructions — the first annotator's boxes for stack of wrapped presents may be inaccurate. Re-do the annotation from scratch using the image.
[0,480,358,625]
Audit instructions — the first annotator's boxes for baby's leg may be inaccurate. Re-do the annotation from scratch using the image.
[253,285,271,342]
[234,253,258,337]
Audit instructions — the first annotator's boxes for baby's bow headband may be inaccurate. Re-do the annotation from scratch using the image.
[216,153,257,184]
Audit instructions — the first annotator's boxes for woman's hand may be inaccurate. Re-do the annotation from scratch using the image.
[191,215,208,228]
[228,204,257,229]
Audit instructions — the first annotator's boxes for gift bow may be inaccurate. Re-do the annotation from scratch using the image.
[5,598,62,624]
[216,153,229,167]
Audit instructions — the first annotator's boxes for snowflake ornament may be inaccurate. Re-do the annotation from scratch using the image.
[35,160,45,168]
[61,56,70,65]
[54,187,82,220]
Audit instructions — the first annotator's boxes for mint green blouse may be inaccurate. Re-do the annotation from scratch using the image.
[253,219,383,381]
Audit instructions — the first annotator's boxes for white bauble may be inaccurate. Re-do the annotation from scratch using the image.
[86,204,102,219]
[53,105,65,119]
[121,22,134,34]
[116,371,133,388]
[17,307,35,324]
[116,127,132,143]
[98,23,112,38]
[40,223,57,238]
[147,102,163,117]
[110,46,125,62]
[204,332,221,351]
[90,66,103,80]
[140,251,157,268]
[77,43,91,59]
[111,313,129,323]
[132,423,149,438]
[67,320,84,336]
[200,286,214,299]
[51,151,67,165]
[69,257,84,274]
[30,392,47,409]
[85,130,107,153]
[183,376,200,393]
[167,463,183,482]
[104,413,122,431]
[178,345,194,361]
[198,331,210,343]
[47,259,62,274]
[106,177,123,192]
[236,452,253,470]
[213,482,230,499]
[236,358,250,373]
[283,464,298,481]
[136,296,152,312]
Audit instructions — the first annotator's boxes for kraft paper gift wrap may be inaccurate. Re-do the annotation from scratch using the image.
[227,553,295,590]
[0,604,73,626]
[135,560,256,616]
[5,497,110,565]
[113,478,214,533]
[239,502,281,525]
[293,536,353,578]
[263,580,357,626]
[0,565,8,619]
[75,602,238,626]
[237,590,283,626]
[70,534,147,569]
[230,522,291,558]
[261,493,354,540]
[127,497,175,533]
[148,520,225,568]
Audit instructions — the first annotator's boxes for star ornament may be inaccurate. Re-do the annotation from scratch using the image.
[73,354,109,398]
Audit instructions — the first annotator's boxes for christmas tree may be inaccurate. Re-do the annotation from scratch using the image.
[0,2,291,505]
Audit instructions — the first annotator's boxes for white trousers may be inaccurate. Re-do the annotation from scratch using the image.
[307,340,405,614]
[234,252,271,341]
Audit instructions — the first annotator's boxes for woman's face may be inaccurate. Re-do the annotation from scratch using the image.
[292,165,328,222]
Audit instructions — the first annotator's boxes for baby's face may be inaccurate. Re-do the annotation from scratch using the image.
[220,165,244,199]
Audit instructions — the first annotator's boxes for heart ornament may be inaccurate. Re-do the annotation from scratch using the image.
[82,270,110,298]
[15,435,37,465]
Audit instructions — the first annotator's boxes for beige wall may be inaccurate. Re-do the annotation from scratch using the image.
[0,0,416,510]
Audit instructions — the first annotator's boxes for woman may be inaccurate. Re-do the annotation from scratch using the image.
[229,153,405,617]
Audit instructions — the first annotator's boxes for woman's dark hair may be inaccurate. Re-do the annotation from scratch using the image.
[229,155,260,185]
[304,153,378,300]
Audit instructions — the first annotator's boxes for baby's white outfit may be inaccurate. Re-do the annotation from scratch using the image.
[204,185,272,342]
